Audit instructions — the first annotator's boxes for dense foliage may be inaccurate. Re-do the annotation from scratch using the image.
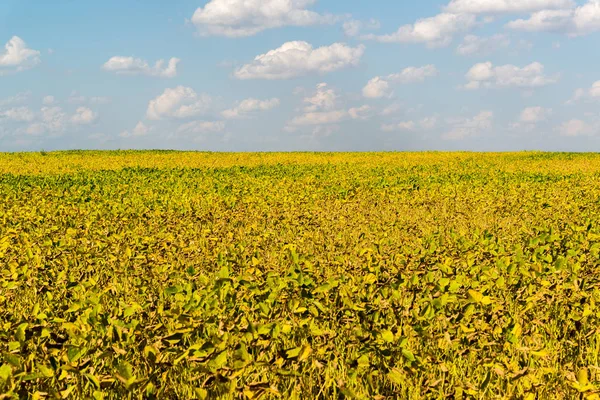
[2,151,600,399]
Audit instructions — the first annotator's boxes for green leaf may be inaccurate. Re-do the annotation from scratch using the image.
[38,364,54,378]
[357,355,370,368]
[16,323,28,342]
[209,351,228,369]
[116,361,134,382]
[380,330,395,343]
[60,385,76,399]
[195,388,208,400]
[297,345,312,362]
[285,347,302,359]
[387,368,405,385]
[0,364,12,381]
[402,349,416,363]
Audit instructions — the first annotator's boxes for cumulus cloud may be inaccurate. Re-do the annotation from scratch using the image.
[234,41,364,80]
[387,65,440,84]
[343,19,381,37]
[361,13,476,47]
[302,82,338,111]
[464,61,558,89]
[507,1,600,36]
[443,111,494,140]
[381,117,438,132]
[222,98,280,119]
[120,121,150,138]
[310,125,340,138]
[520,106,552,123]
[380,103,404,116]
[348,105,373,120]
[592,81,600,97]
[381,121,417,132]
[420,116,439,129]
[0,103,100,137]
[290,110,348,126]
[0,107,35,122]
[177,121,226,134]
[446,0,574,14]
[288,83,371,129]
[146,86,212,120]
[362,78,391,99]
[363,65,438,98]
[0,91,31,107]
[191,0,336,37]
[510,106,552,132]
[557,119,596,136]
[26,107,68,136]
[456,34,510,55]
[102,56,180,78]
[42,96,55,105]
[68,92,110,105]
[0,36,41,75]
[70,107,98,125]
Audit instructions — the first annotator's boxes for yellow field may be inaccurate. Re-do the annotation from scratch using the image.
[2,151,600,399]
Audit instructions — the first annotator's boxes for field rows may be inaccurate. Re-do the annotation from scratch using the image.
[2,152,600,398]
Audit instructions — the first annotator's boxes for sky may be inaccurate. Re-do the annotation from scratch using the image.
[1,0,600,152]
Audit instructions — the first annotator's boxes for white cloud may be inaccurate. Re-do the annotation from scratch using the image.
[42,96,55,105]
[456,34,510,55]
[40,107,67,133]
[520,106,552,123]
[26,106,68,136]
[363,65,438,98]
[446,0,574,14]
[507,0,600,36]
[191,0,336,37]
[234,41,364,80]
[348,105,373,120]
[147,86,212,120]
[506,9,573,32]
[0,36,41,74]
[381,121,417,132]
[381,116,437,132]
[222,98,280,119]
[388,65,439,84]
[363,77,391,99]
[510,106,552,132]
[303,82,338,111]
[71,107,98,125]
[120,121,150,138]
[566,81,600,104]
[557,119,595,136]
[343,19,381,37]
[103,56,180,78]
[443,111,494,140]
[567,88,588,104]
[592,81,600,97]
[0,91,31,107]
[361,13,476,47]
[288,83,368,127]
[177,121,225,134]
[1,104,99,137]
[310,125,340,138]
[0,107,35,122]
[290,110,348,126]
[464,61,558,89]
[68,92,110,105]
[380,103,404,116]
[420,116,439,129]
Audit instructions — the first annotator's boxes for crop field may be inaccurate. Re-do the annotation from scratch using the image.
[3,151,600,399]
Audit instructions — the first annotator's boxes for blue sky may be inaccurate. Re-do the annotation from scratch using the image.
[1,0,600,151]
